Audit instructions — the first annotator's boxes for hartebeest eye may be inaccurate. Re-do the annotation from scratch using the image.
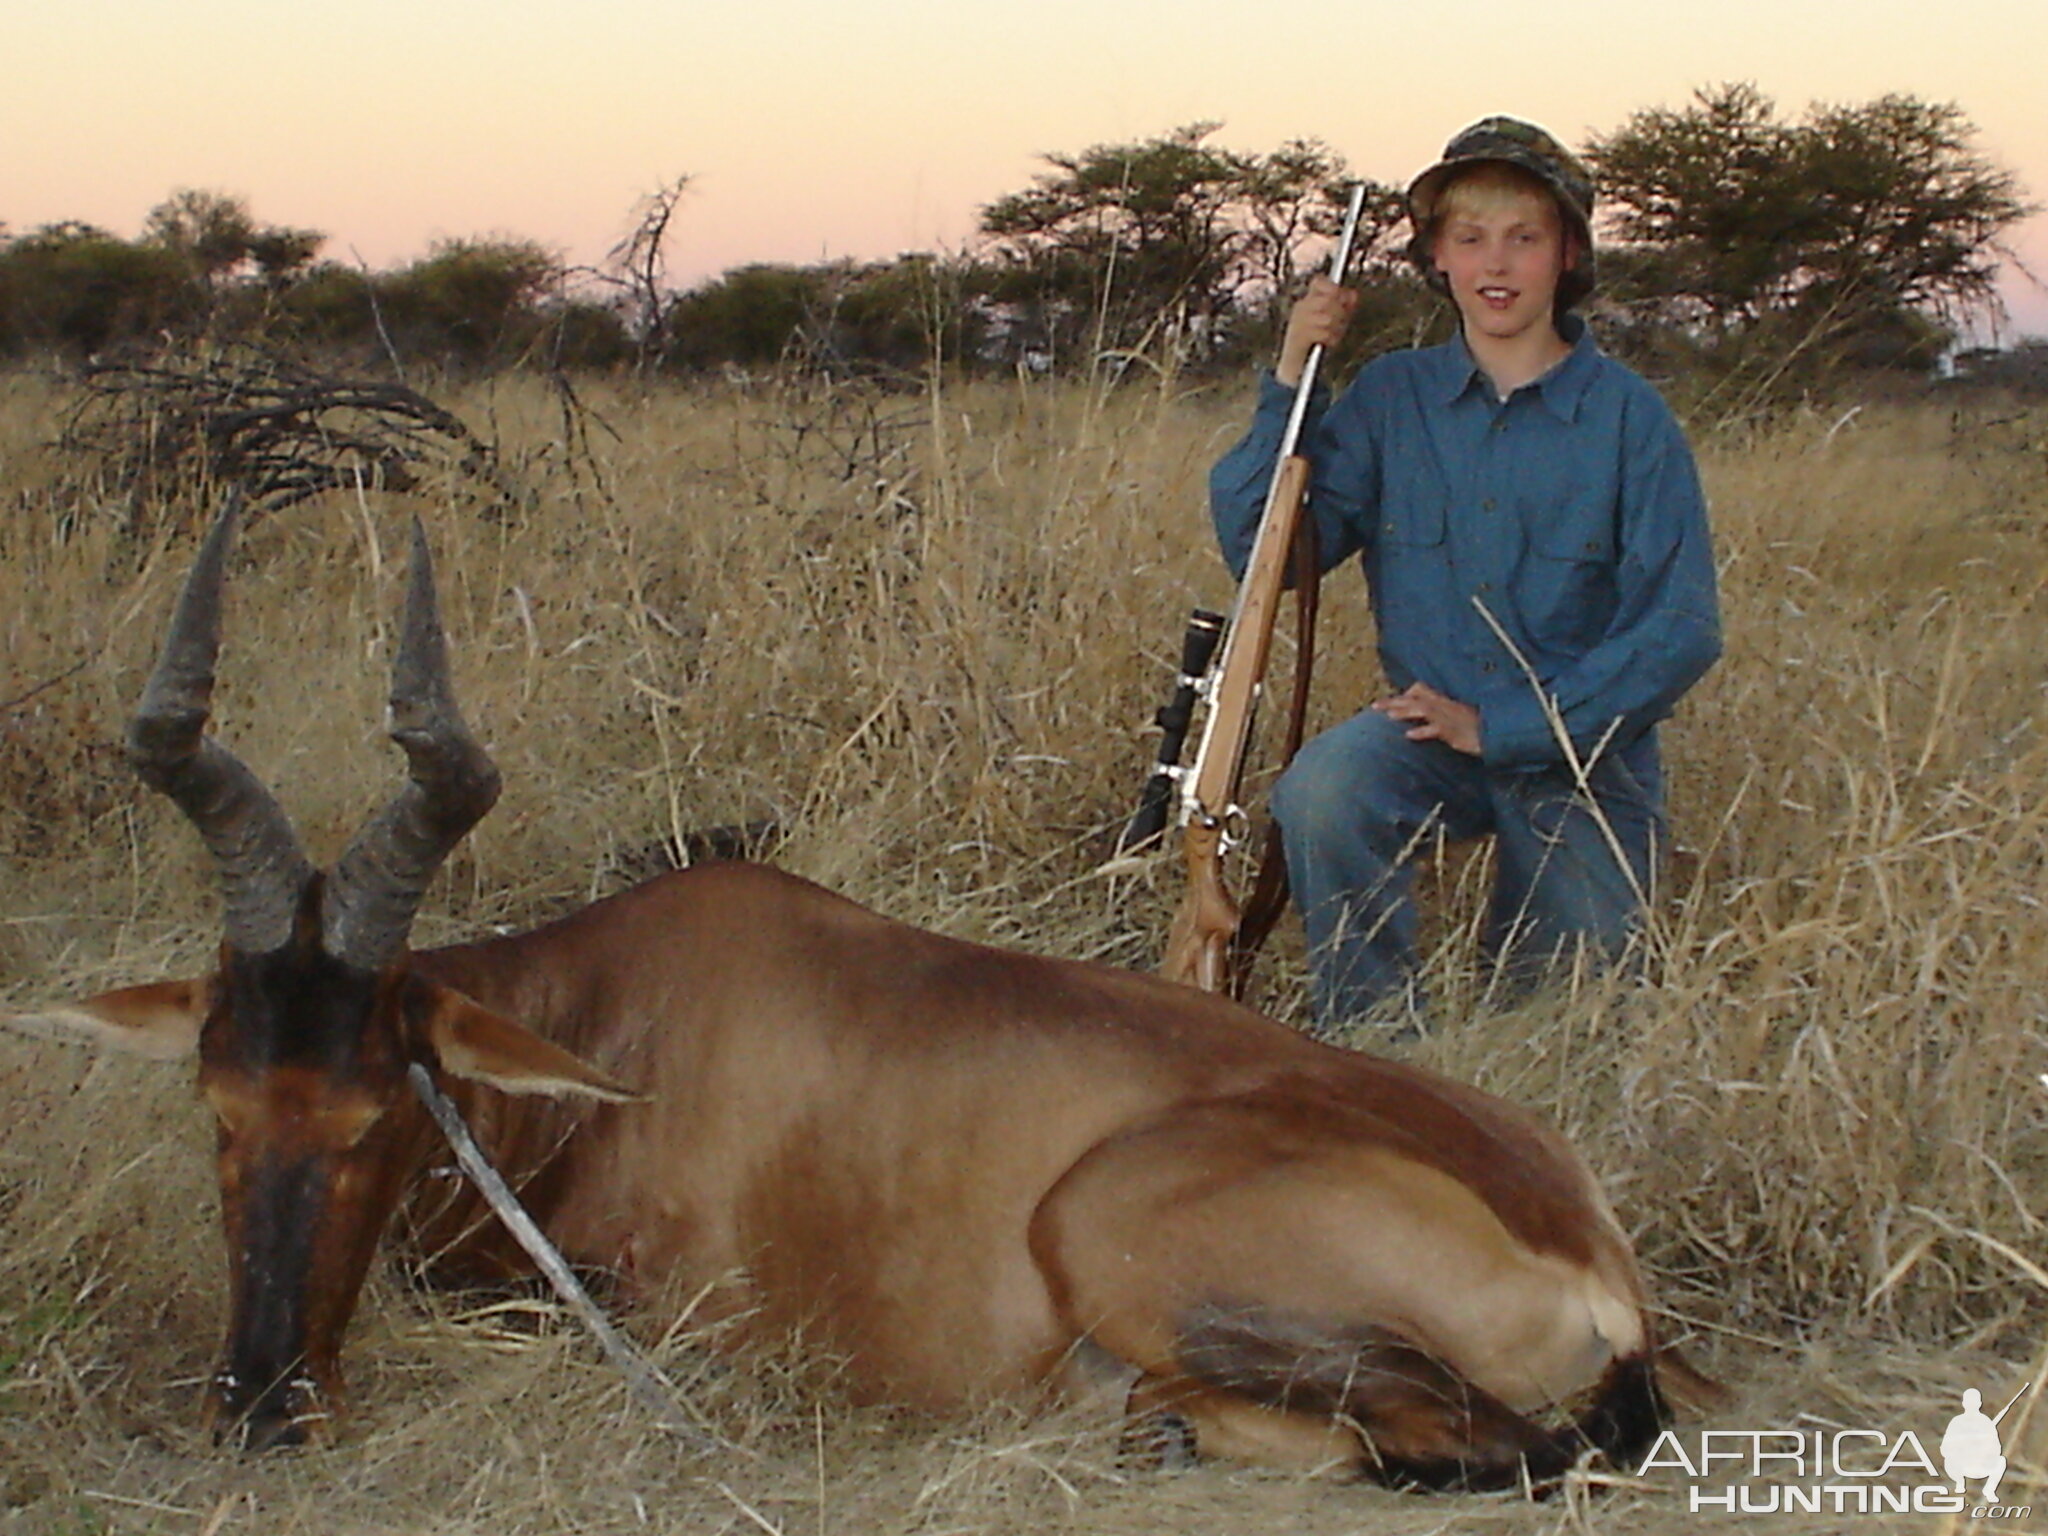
[202,1074,390,1153]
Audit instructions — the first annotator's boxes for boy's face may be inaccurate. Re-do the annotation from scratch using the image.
[1431,184,1577,346]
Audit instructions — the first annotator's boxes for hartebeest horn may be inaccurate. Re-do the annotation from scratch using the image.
[323,518,501,971]
[128,491,313,953]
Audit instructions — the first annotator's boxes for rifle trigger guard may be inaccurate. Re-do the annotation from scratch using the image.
[1218,803,1250,854]
[1179,798,1248,852]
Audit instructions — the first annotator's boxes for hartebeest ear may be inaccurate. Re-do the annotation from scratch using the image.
[412,984,642,1103]
[1,977,213,1061]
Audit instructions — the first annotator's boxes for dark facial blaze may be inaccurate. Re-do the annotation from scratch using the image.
[199,915,422,1452]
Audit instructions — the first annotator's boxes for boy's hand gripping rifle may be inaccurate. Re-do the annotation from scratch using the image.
[1147,183,1369,995]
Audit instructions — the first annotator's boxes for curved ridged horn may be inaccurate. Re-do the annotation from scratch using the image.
[128,491,314,953]
[323,519,501,971]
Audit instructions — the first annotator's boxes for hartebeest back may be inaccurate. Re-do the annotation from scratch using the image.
[8,502,1670,1487]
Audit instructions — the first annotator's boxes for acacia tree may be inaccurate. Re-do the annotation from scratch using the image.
[1235,137,1400,303]
[1587,84,2033,367]
[1799,94,2030,320]
[976,124,1396,370]
[145,189,325,296]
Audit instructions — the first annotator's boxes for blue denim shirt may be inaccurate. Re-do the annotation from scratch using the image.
[1210,320,1722,771]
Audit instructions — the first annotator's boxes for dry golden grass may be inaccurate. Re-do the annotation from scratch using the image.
[0,365,2043,1533]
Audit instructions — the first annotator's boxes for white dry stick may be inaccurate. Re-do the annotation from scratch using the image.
[1470,595,1644,908]
[406,1063,725,1451]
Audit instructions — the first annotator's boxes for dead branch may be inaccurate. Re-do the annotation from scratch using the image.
[58,345,529,533]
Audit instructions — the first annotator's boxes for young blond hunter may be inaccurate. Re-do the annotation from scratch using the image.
[1209,116,1722,1034]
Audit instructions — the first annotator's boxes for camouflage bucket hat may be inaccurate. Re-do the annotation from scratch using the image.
[1405,115,1597,310]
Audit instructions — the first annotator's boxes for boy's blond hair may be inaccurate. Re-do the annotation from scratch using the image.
[1428,161,1566,237]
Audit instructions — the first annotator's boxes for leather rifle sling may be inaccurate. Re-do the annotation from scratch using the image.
[1227,511,1320,999]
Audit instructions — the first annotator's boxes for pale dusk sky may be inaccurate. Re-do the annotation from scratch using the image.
[8,0,2046,339]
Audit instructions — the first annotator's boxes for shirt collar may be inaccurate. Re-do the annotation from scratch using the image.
[1431,313,1600,421]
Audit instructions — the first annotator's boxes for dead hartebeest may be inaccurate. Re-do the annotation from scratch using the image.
[8,503,1672,1487]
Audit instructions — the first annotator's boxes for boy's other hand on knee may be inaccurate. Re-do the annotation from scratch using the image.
[1372,683,1482,756]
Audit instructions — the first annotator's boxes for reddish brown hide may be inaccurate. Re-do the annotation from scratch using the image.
[9,504,1670,1487]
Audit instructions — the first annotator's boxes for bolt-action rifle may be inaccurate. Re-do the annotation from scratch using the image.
[1139,183,1368,996]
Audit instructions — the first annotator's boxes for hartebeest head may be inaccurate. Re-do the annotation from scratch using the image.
[20,500,630,1451]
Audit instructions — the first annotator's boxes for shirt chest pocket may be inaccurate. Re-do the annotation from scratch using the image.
[1374,469,1447,548]
[1518,510,1618,651]
[1365,475,1451,644]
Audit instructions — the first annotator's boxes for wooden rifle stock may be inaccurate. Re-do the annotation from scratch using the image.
[1160,455,1312,991]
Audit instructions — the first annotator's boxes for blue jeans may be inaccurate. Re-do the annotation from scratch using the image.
[1270,708,1664,1026]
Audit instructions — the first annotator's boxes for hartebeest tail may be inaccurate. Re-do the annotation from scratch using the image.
[8,496,1680,1492]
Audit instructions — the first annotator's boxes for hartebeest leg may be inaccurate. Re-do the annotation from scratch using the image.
[1028,1094,1661,1486]
[1124,1371,1361,1472]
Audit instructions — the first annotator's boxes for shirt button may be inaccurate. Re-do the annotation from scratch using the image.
[1481,497,1496,511]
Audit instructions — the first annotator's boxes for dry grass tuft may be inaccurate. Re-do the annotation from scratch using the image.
[1,369,2043,1532]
